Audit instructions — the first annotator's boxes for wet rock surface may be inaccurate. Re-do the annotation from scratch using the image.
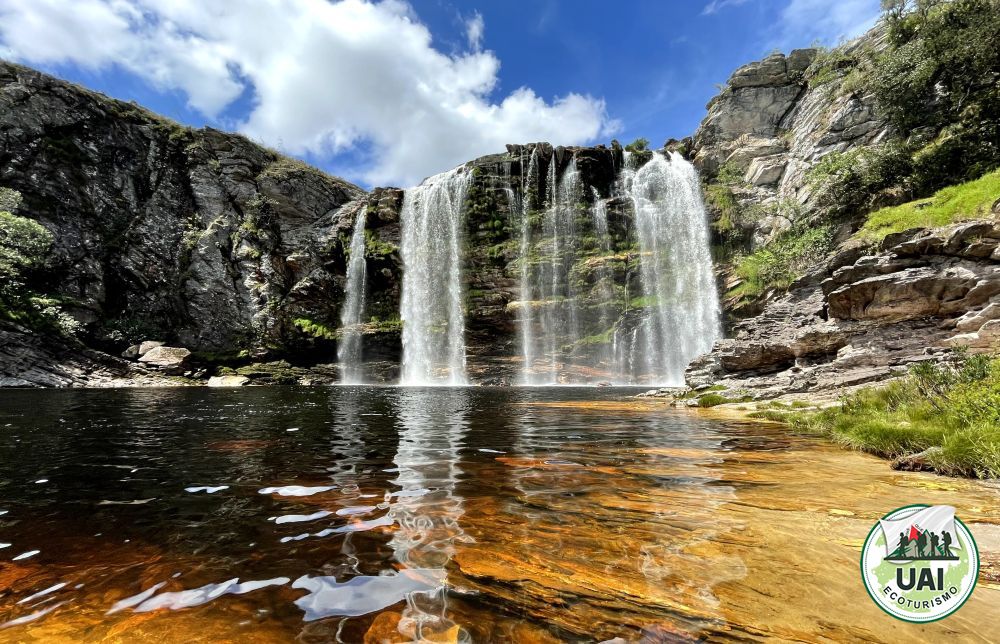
[0,321,178,387]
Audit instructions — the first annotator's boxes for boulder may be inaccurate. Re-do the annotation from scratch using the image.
[947,319,1000,349]
[138,340,164,356]
[728,53,792,89]
[954,300,1000,332]
[207,375,250,387]
[138,346,191,374]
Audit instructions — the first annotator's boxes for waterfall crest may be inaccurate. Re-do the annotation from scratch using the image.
[399,168,470,385]
[337,204,368,384]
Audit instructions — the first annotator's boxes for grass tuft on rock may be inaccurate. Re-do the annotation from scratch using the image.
[777,351,1000,477]
[856,168,1000,243]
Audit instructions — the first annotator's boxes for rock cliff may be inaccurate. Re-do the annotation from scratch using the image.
[0,60,639,385]
[1,61,363,355]
[681,22,999,399]
[692,32,891,248]
[686,222,1000,397]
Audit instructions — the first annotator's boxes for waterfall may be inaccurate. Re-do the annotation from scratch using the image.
[590,186,617,375]
[517,148,540,384]
[520,155,584,384]
[337,204,368,384]
[622,151,720,385]
[399,168,470,385]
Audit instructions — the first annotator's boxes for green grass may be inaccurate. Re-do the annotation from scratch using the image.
[728,224,833,301]
[773,352,1000,478]
[856,168,1000,243]
[697,392,753,408]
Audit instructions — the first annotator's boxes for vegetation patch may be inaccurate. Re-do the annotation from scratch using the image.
[855,168,1000,243]
[696,392,753,407]
[728,223,833,301]
[0,187,81,336]
[773,351,1000,478]
[293,317,338,341]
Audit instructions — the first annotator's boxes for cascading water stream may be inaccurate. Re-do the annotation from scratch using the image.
[622,151,720,385]
[521,156,584,384]
[399,168,470,386]
[590,186,617,374]
[517,148,540,384]
[337,204,368,384]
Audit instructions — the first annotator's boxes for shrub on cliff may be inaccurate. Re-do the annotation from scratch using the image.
[624,137,649,153]
[0,188,80,336]
[0,189,53,299]
[806,144,913,218]
[729,222,833,301]
[871,0,1000,193]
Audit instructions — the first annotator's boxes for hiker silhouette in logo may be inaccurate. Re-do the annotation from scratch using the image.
[942,530,954,557]
[930,531,940,557]
[897,531,909,557]
[916,529,928,557]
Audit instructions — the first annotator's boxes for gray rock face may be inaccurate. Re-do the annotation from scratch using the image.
[687,222,1000,396]
[0,60,363,357]
[692,30,892,246]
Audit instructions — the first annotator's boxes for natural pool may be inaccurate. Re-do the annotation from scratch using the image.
[0,387,997,642]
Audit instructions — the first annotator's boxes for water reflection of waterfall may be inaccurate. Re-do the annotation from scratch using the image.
[337,204,368,384]
[399,169,471,386]
[388,389,470,640]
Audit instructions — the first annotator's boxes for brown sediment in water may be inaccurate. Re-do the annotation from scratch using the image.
[1,388,998,641]
[446,438,1000,641]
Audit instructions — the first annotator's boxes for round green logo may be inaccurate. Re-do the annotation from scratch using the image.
[861,504,979,622]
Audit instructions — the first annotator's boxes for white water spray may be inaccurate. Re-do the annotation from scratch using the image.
[337,205,368,384]
[622,151,720,384]
[399,168,470,385]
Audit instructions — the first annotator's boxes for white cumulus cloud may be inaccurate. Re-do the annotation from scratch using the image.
[0,0,617,187]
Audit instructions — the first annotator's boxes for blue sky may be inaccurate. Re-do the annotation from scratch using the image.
[0,0,880,188]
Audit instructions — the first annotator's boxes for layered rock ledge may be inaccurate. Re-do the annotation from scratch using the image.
[685,221,1000,398]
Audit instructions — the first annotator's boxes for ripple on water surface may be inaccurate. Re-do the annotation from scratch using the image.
[0,386,997,641]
